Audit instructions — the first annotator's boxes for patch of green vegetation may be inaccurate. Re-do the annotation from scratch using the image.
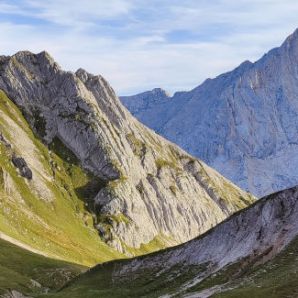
[0,90,27,127]
[45,235,298,298]
[0,238,85,296]
[211,236,298,298]
[169,185,177,195]
[126,133,146,157]
[196,161,255,210]
[0,90,123,266]
[49,137,106,203]
[110,213,131,225]
[0,166,3,188]
[45,259,210,298]
[185,261,242,294]
[121,235,171,257]
[155,158,179,171]
[95,213,131,243]
[107,174,127,189]
[98,213,131,226]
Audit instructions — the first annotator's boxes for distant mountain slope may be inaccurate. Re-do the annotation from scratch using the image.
[0,238,84,297]
[121,88,174,133]
[121,28,298,197]
[0,51,254,256]
[52,186,298,298]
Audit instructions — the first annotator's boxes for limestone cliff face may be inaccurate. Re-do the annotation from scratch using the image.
[0,51,254,253]
[121,28,298,197]
[66,186,298,297]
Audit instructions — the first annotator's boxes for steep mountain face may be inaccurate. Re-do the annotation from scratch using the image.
[0,51,254,255]
[0,90,122,266]
[121,88,170,113]
[121,88,173,133]
[121,28,298,197]
[54,186,298,298]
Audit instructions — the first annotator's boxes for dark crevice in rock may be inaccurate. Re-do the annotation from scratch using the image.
[48,135,110,240]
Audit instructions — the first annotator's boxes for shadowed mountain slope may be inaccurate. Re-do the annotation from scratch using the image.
[0,238,85,297]
[51,186,298,297]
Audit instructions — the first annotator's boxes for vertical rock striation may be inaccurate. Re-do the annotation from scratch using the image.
[0,51,254,253]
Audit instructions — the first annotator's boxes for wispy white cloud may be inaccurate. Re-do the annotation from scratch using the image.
[25,0,134,27]
[0,0,134,20]
[0,0,297,94]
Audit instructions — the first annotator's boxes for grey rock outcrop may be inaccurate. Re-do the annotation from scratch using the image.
[2,290,32,298]
[0,51,254,253]
[121,28,298,197]
[11,154,32,180]
[0,132,32,180]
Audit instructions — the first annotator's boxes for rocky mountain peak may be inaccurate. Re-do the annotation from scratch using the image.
[150,87,170,98]
[12,50,60,74]
[75,67,90,81]
[0,51,255,253]
[277,28,298,67]
[283,27,298,46]
[37,50,57,64]
[122,87,170,103]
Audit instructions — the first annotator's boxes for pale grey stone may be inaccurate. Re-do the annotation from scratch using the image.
[121,28,298,198]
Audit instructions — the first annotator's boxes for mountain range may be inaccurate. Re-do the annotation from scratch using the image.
[1,29,298,298]
[0,50,253,262]
[121,28,298,197]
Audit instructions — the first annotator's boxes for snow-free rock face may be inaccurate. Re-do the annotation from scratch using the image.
[0,51,254,254]
[121,88,171,132]
[58,186,298,297]
[0,90,122,266]
[121,28,298,197]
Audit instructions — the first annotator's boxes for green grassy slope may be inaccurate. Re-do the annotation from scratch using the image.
[42,235,298,298]
[0,90,123,266]
[211,236,298,298]
[42,190,298,298]
[44,262,206,298]
[0,238,85,297]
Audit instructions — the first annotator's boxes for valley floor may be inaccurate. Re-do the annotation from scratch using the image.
[0,238,85,297]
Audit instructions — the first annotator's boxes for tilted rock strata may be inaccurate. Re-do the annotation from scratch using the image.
[0,51,254,253]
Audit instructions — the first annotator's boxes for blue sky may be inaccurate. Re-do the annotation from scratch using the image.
[0,0,298,95]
